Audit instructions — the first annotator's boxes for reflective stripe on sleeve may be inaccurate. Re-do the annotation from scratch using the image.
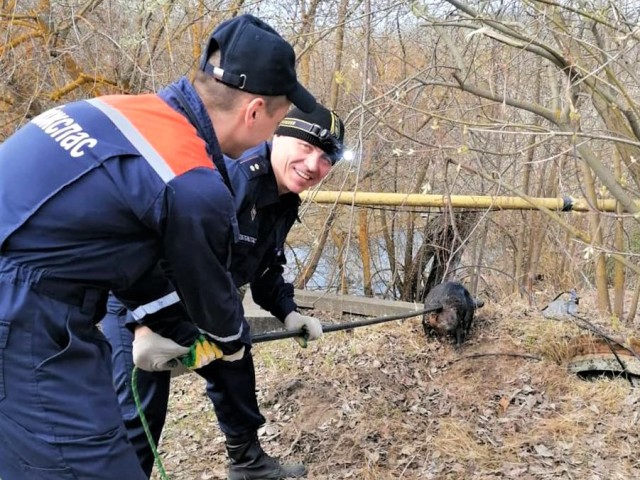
[131,292,181,320]
[87,95,212,182]
[198,323,244,343]
[86,98,177,183]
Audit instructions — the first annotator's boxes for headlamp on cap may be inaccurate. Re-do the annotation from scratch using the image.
[285,118,345,165]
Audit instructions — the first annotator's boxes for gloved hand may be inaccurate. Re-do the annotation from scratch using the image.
[132,327,190,372]
[284,311,323,348]
[180,335,224,369]
[171,345,244,378]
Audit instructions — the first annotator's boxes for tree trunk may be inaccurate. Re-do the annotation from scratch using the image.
[613,150,625,320]
[330,228,348,294]
[576,146,611,313]
[329,0,350,108]
[297,0,321,86]
[294,208,337,289]
[380,209,399,299]
[358,209,373,296]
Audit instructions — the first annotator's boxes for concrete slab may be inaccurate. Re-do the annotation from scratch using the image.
[244,288,423,334]
[171,290,424,377]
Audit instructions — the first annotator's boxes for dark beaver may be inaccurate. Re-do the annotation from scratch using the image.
[422,281,483,346]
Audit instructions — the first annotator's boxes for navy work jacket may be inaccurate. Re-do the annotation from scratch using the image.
[0,77,244,352]
[225,143,300,321]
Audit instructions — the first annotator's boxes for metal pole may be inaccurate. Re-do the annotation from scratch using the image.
[251,306,436,344]
[300,191,628,213]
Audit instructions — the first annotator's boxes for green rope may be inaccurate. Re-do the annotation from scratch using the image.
[129,339,212,479]
[131,366,171,480]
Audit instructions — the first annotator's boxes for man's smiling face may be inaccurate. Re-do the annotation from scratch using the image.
[270,135,333,195]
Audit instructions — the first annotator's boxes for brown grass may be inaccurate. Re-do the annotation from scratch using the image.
[154,291,640,479]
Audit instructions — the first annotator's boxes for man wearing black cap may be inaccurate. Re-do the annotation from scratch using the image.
[0,14,314,480]
[103,103,347,479]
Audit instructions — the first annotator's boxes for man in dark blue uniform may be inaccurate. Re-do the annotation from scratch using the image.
[0,14,315,480]
[103,104,346,479]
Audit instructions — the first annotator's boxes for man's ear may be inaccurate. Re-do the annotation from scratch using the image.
[244,97,266,126]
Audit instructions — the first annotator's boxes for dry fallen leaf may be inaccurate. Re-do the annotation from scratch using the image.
[499,396,511,413]
[154,299,640,480]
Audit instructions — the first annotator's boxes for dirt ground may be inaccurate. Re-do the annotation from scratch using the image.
[152,292,640,480]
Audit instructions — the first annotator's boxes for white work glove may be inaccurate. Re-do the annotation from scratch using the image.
[284,311,323,348]
[222,345,246,362]
[132,328,190,372]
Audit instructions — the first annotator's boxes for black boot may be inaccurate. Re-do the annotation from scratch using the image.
[225,432,307,480]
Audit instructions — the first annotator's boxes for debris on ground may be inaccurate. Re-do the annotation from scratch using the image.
[155,292,640,479]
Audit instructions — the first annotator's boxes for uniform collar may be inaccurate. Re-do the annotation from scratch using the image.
[158,77,233,192]
[255,155,282,208]
[158,77,222,166]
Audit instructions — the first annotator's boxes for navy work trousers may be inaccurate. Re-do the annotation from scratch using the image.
[101,308,266,477]
[0,259,147,479]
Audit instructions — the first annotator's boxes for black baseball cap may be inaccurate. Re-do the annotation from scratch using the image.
[275,104,346,165]
[199,14,316,113]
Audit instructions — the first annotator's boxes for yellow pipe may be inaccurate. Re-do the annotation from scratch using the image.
[300,190,640,212]
[300,191,627,212]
